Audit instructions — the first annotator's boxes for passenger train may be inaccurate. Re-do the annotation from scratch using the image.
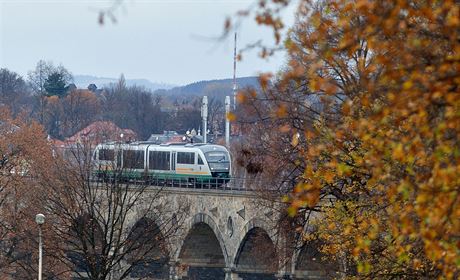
[92,142,232,185]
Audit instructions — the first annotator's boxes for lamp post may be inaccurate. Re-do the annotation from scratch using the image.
[35,213,45,280]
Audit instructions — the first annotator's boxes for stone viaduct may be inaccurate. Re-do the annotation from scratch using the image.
[118,184,340,280]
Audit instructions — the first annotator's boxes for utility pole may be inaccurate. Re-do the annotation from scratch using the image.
[233,32,238,110]
[201,96,208,143]
[225,96,230,146]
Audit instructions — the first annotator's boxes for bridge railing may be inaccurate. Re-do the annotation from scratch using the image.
[145,176,250,191]
[90,175,258,192]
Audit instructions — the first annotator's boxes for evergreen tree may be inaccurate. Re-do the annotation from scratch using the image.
[44,72,67,97]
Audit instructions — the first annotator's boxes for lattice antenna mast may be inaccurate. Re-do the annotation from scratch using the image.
[232,32,237,111]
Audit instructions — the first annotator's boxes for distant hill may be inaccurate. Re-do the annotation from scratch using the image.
[73,75,176,91]
[154,77,260,98]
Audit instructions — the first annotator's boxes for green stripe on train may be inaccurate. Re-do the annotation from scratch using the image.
[93,170,215,182]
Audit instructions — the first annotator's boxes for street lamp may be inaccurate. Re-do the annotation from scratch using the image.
[35,213,45,280]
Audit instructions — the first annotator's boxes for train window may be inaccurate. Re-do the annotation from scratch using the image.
[117,153,122,168]
[149,151,170,170]
[205,152,228,162]
[198,155,204,165]
[123,150,144,169]
[99,149,114,161]
[177,152,195,164]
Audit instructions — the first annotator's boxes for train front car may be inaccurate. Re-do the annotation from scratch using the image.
[198,145,232,185]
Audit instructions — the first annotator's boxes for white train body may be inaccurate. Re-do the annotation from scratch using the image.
[92,142,231,184]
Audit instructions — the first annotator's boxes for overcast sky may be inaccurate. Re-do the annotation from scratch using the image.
[0,0,295,85]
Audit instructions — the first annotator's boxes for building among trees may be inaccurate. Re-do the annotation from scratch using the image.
[51,120,137,155]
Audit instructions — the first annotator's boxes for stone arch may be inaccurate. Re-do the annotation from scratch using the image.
[294,239,341,280]
[123,211,171,248]
[124,217,170,279]
[175,213,229,265]
[175,213,228,279]
[233,219,279,279]
[240,218,275,242]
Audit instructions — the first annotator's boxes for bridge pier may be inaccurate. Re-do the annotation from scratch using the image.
[169,260,178,280]
[224,266,239,280]
[276,272,293,280]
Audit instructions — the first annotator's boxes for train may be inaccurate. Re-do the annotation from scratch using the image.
[92,142,232,186]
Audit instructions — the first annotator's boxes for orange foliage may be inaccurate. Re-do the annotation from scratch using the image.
[0,107,64,278]
[244,0,459,278]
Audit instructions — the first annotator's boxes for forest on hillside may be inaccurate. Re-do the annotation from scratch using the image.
[0,61,258,140]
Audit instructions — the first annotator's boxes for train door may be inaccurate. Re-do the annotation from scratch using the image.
[171,152,176,172]
[197,153,205,172]
[116,150,122,168]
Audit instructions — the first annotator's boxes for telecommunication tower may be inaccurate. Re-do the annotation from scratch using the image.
[232,32,237,111]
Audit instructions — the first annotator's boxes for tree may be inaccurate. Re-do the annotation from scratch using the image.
[0,107,57,278]
[125,86,157,139]
[207,96,225,135]
[44,72,67,97]
[235,0,459,278]
[99,75,178,140]
[27,60,53,97]
[44,95,64,138]
[0,69,31,115]
[0,107,187,279]
[28,60,72,123]
[171,109,201,134]
[42,144,187,280]
[61,90,100,137]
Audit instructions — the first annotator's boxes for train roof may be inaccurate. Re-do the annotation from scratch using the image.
[195,144,229,153]
[96,141,229,152]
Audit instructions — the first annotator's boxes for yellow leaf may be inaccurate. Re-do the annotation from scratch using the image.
[226,112,236,122]
[402,80,413,90]
[276,105,288,118]
[236,92,247,104]
[324,170,335,183]
[392,143,404,161]
[279,124,290,133]
[291,132,300,147]
[304,188,320,207]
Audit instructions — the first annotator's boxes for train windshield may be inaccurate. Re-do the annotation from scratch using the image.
[205,151,229,162]
[205,151,230,172]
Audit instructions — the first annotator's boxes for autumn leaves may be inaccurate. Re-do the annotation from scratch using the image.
[235,0,459,278]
